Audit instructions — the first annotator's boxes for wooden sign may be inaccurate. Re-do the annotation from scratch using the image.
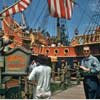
[4,47,32,75]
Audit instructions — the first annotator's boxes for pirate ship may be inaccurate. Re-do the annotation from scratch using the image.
[0,0,100,99]
[0,0,100,62]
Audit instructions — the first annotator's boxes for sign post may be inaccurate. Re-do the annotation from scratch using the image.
[0,56,4,88]
[0,56,4,99]
[2,47,32,99]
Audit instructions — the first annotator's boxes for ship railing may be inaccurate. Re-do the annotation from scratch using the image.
[72,33,100,46]
[51,62,81,86]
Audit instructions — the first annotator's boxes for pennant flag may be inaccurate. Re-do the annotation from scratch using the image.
[0,0,32,18]
[48,0,74,20]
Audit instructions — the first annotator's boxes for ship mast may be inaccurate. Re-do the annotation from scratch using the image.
[57,18,69,46]
[20,12,27,30]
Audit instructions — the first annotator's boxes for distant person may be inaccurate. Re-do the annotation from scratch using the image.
[60,59,67,87]
[55,59,62,72]
[80,46,100,99]
[65,61,71,86]
[28,54,51,99]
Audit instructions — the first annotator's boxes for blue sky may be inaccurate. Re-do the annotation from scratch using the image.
[0,0,99,40]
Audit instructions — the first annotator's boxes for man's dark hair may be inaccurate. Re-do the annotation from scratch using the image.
[37,54,51,66]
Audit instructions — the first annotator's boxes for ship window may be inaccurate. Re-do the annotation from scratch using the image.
[46,49,49,53]
[64,48,69,54]
[54,49,59,54]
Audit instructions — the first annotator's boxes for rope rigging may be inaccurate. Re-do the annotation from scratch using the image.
[27,0,41,27]
[37,3,49,31]
[74,0,90,30]
[32,0,48,30]
[73,0,100,36]
[77,0,97,33]
[83,0,100,35]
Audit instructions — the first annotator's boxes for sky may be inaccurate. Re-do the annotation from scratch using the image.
[0,0,99,40]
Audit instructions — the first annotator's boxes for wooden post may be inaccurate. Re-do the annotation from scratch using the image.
[0,56,4,99]
[0,68,1,88]
[0,56,4,88]
[19,76,22,98]
[57,68,60,81]
[52,63,55,81]
[61,68,65,82]
[24,77,28,99]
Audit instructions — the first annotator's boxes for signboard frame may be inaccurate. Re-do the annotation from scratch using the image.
[2,47,32,75]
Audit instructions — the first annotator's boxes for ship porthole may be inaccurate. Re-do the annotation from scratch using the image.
[64,48,69,54]
[54,49,59,54]
[45,49,50,54]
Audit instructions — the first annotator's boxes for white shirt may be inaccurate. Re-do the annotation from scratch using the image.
[29,62,37,72]
[28,65,51,99]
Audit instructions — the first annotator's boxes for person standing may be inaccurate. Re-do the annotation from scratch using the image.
[80,46,100,99]
[28,54,51,99]
[28,57,39,98]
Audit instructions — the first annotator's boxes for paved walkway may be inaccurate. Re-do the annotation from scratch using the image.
[51,82,86,99]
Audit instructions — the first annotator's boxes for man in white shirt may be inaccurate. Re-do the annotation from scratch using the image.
[28,55,51,99]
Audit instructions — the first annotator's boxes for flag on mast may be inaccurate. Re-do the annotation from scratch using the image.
[0,0,32,18]
[48,0,74,20]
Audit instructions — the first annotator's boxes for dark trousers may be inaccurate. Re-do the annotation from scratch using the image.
[83,76,99,99]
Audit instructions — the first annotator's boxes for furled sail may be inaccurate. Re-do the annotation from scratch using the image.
[48,0,74,20]
[0,0,32,18]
